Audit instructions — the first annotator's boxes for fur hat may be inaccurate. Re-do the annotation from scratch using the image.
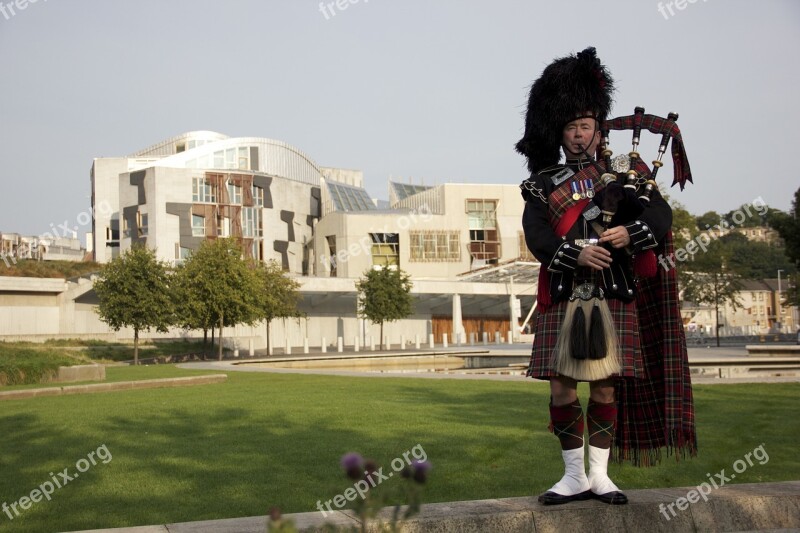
[516,47,614,173]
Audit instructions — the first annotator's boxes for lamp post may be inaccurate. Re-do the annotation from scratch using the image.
[777,269,784,333]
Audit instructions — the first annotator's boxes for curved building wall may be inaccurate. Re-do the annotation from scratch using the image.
[152,137,325,186]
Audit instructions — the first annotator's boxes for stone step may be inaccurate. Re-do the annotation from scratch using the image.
[68,480,800,533]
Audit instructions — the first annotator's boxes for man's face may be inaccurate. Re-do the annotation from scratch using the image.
[562,118,600,157]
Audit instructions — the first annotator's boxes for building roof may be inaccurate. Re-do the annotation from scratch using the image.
[325,181,376,212]
[457,259,540,284]
[389,181,433,202]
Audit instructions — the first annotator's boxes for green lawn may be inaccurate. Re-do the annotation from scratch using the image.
[0,340,215,385]
[0,364,224,391]
[0,368,797,532]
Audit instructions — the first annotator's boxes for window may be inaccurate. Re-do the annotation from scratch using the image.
[175,244,192,260]
[122,218,131,238]
[216,214,229,237]
[409,231,460,262]
[466,199,497,230]
[466,199,501,265]
[252,185,264,207]
[370,233,399,267]
[192,215,205,237]
[518,231,534,260]
[241,207,262,238]
[238,147,249,169]
[227,182,242,205]
[107,220,120,241]
[137,212,148,237]
[252,240,264,261]
[192,177,217,203]
[326,236,337,277]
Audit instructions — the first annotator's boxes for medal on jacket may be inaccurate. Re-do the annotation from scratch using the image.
[571,181,581,201]
[584,179,595,198]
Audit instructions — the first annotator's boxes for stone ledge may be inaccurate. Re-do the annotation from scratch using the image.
[0,374,227,401]
[56,364,106,383]
[66,480,800,533]
[746,345,800,356]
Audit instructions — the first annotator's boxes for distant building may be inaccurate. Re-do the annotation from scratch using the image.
[733,225,782,245]
[31,131,540,348]
[683,278,798,335]
[0,232,85,265]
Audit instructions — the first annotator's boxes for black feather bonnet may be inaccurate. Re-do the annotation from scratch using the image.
[516,47,614,173]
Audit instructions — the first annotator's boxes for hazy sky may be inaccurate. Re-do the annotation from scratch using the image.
[1,0,798,241]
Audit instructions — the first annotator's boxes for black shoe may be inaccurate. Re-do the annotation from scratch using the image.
[592,490,628,505]
[538,490,592,505]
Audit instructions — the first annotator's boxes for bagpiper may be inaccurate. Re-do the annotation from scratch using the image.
[516,47,697,505]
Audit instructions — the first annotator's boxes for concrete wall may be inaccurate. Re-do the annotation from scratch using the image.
[92,157,129,263]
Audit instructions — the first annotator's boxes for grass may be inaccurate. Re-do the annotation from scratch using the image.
[0,259,101,279]
[0,344,89,385]
[0,369,797,533]
[0,364,224,391]
[0,340,215,386]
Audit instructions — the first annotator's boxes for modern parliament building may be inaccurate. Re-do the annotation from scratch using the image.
[85,131,538,350]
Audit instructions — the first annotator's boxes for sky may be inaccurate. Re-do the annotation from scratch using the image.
[1,0,799,242]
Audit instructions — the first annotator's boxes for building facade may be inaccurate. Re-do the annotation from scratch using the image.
[66,131,538,349]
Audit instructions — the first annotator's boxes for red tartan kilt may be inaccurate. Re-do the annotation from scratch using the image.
[527,297,644,380]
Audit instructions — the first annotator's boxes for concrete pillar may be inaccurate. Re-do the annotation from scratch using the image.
[370,336,375,351]
[400,335,406,350]
[415,334,420,350]
[482,332,488,345]
[354,336,360,352]
[495,331,501,344]
[384,336,389,350]
[248,339,254,357]
[509,275,517,344]
[442,333,448,348]
[303,338,309,354]
[452,293,465,347]
[428,333,435,349]
[508,330,513,345]
[337,337,343,353]
[322,337,327,353]
[285,338,291,355]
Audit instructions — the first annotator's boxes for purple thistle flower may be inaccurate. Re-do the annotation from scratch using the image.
[411,460,432,484]
[341,452,364,480]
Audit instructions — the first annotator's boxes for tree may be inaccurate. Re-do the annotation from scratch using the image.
[668,198,699,252]
[724,236,797,280]
[172,261,215,355]
[695,211,721,232]
[174,238,261,360]
[768,187,800,306]
[254,260,302,355]
[356,266,414,350]
[679,239,742,347]
[94,245,173,364]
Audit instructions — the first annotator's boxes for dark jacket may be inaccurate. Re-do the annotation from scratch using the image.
[521,160,672,303]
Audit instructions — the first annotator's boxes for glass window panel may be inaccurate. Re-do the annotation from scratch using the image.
[192,215,205,237]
